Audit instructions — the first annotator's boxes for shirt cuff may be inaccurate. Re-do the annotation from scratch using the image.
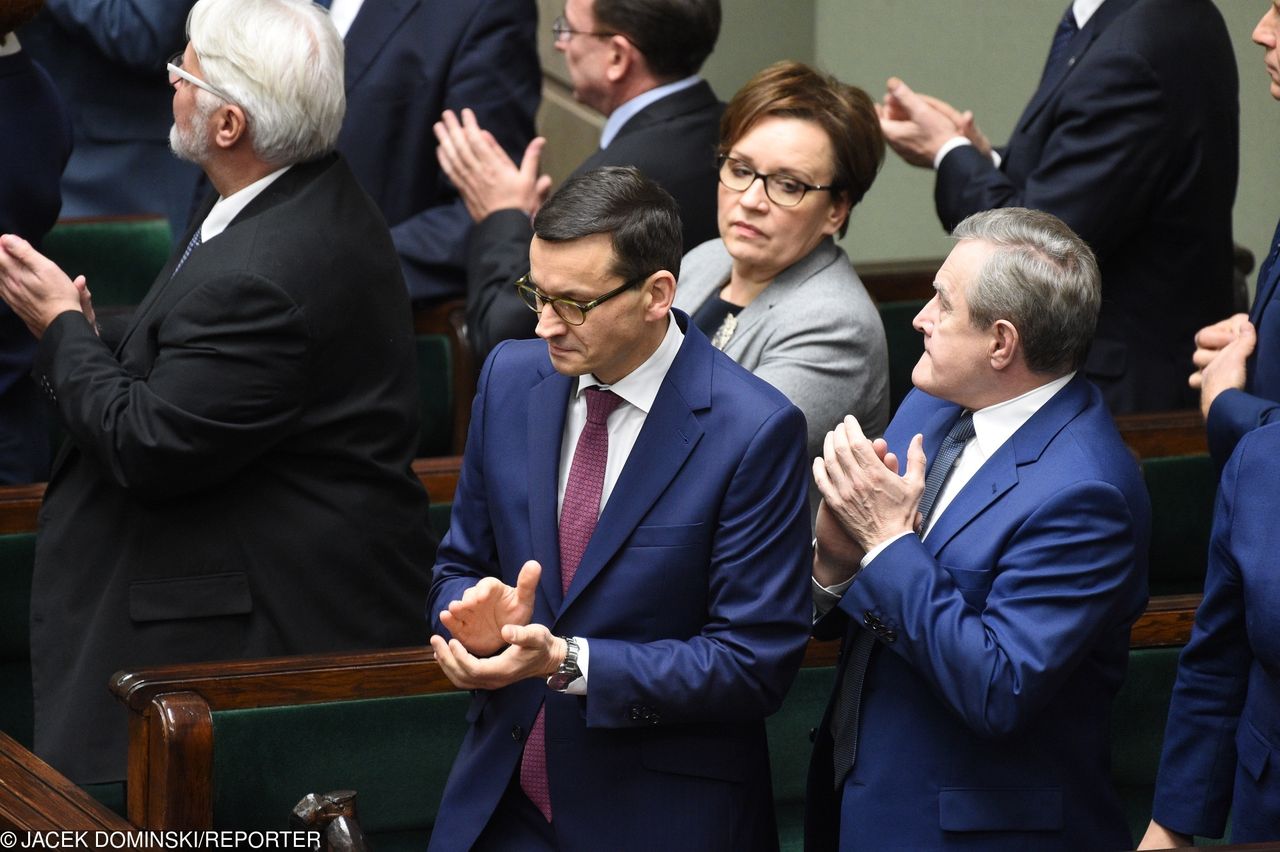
[934,137,1000,170]
[862,530,915,568]
[563,636,589,695]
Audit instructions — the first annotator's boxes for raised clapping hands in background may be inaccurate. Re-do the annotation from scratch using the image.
[433,107,552,222]
[877,77,991,167]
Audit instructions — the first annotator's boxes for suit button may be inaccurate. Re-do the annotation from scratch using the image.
[882,630,897,644]
[808,727,818,743]
[510,725,524,742]
[863,611,881,628]
[630,706,643,721]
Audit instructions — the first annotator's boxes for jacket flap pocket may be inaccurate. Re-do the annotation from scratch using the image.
[129,572,252,623]
[939,787,1063,832]
[629,522,705,548]
[1238,719,1274,782]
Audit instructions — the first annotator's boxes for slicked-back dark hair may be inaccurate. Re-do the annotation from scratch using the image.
[533,166,683,283]
[593,0,720,80]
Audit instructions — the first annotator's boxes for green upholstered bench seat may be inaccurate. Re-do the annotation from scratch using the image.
[769,664,835,851]
[416,334,454,458]
[210,692,470,847]
[42,217,172,307]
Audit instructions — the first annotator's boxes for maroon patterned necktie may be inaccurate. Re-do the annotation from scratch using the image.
[520,386,624,821]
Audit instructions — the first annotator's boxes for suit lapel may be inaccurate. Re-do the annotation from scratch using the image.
[1015,0,1134,133]
[922,377,1089,554]
[726,239,838,345]
[1251,217,1280,326]
[528,365,572,613]
[557,319,710,616]
[342,0,418,91]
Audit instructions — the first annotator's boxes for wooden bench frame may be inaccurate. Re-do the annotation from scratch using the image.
[0,731,133,832]
[106,594,1196,833]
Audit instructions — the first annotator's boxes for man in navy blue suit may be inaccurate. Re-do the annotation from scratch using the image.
[426,167,812,851]
[434,0,724,361]
[1192,3,1280,470]
[21,1,199,237]
[330,0,541,303]
[806,208,1149,850]
[878,0,1238,414]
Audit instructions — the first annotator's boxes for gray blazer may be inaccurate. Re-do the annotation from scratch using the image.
[675,236,889,468]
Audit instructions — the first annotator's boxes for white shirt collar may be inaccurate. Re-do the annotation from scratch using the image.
[970,372,1075,458]
[1072,0,1106,28]
[327,0,365,39]
[600,76,701,150]
[0,33,22,57]
[574,312,684,413]
[199,165,292,242]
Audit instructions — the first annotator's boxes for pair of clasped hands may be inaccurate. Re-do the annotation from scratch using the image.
[430,560,568,691]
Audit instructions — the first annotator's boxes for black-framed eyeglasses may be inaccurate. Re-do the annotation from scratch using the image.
[551,14,617,43]
[515,272,647,325]
[166,52,237,105]
[717,155,836,208]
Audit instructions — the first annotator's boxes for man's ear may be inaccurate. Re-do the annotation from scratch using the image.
[211,103,249,150]
[644,270,676,320]
[604,34,636,84]
[989,318,1021,371]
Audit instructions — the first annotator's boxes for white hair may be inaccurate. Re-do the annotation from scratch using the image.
[186,0,345,166]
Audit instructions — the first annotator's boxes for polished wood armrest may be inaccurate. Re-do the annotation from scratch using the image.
[0,730,133,831]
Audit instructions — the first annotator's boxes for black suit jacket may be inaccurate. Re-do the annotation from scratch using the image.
[29,155,436,783]
[936,0,1238,412]
[465,80,724,360]
[336,0,541,303]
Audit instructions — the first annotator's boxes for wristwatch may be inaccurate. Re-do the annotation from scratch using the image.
[546,636,581,692]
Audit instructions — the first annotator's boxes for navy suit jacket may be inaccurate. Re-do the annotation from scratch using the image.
[335,0,540,302]
[1206,217,1280,469]
[1151,422,1280,842]
[806,377,1150,851]
[427,314,812,851]
[20,2,200,236]
[464,81,724,360]
[936,0,1238,413]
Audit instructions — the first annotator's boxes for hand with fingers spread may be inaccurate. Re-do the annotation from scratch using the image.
[0,234,87,338]
[430,622,565,691]
[438,559,541,657]
[812,415,928,553]
[433,107,552,222]
[877,77,967,168]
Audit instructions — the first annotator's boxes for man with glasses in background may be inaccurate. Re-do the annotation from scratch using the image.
[426,166,812,851]
[0,0,434,787]
[434,0,723,364]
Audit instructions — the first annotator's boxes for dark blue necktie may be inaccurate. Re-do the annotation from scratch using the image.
[1041,5,1079,83]
[830,412,975,790]
[170,229,202,279]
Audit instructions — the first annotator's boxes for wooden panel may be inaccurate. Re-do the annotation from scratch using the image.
[1130,593,1200,648]
[856,257,941,304]
[0,484,43,534]
[0,730,132,831]
[1113,410,1207,459]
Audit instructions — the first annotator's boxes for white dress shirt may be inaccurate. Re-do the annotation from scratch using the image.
[199,165,292,241]
[0,33,21,57]
[327,0,366,38]
[555,314,685,691]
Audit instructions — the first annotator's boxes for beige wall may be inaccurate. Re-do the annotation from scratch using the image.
[533,1,1278,288]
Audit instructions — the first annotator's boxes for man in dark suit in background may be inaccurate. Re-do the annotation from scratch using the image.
[1192,2,1280,469]
[0,0,434,785]
[426,167,812,851]
[435,0,723,362]
[878,0,1239,414]
[21,0,200,238]
[806,208,1149,850]
[0,0,70,484]
[329,0,541,303]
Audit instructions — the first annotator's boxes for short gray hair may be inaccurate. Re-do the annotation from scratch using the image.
[952,207,1100,374]
[187,0,345,166]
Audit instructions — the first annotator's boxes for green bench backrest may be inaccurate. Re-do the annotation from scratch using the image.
[211,692,471,850]
[877,299,926,416]
[42,218,172,307]
[1141,454,1216,596]
[416,334,453,457]
[0,533,36,748]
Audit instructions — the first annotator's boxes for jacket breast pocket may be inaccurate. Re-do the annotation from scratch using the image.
[129,572,253,623]
[628,522,705,549]
[938,786,1063,832]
